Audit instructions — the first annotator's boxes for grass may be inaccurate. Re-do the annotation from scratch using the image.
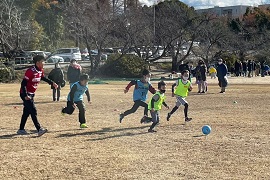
[0,78,269,179]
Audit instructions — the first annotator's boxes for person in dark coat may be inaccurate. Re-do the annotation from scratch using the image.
[217,58,228,93]
[48,63,64,101]
[67,59,82,88]
[195,60,207,93]
[234,60,241,77]
[247,60,254,78]
[242,60,247,77]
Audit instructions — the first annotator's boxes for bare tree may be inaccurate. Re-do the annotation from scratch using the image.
[0,0,26,56]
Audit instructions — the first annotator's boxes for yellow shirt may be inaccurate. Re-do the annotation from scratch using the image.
[209,67,217,73]
[174,79,191,97]
[148,92,165,111]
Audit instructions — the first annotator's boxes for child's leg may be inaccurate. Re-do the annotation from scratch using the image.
[149,111,159,132]
[123,100,141,117]
[52,89,56,101]
[198,82,202,92]
[76,101,86,125]
[57,87,60,101]
[167,97,182,121]
[62,101,75,115]
[24,97,41,131]
[184,102,192,121]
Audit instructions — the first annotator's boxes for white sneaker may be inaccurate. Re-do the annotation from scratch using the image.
[17,129,28,135]
[38,128,48,136]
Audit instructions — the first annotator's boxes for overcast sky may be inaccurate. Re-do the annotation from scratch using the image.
[139,0,268,9]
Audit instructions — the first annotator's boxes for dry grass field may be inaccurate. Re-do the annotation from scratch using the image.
[0,76,269,180]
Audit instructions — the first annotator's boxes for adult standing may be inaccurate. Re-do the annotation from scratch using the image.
[48,63,64,101]
[234,60,241,77]
[242,60,247,77]
[195,60,207,93]
[67,59,82,88]
[217,58,228,93]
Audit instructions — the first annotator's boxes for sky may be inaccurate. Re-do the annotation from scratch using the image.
[139,0,269,9]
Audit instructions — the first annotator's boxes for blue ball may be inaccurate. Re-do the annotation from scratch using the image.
[202,125,211,135]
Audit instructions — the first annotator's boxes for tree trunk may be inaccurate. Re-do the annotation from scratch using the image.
[171,55,178,72]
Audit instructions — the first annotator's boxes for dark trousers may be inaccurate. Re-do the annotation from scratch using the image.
[123,100,148,117]
[62,101,86,124]
[52,87,60,101]
[19,94,41,131]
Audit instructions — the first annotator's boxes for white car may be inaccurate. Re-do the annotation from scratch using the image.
[46,56,64,63]
[52,48,81,62]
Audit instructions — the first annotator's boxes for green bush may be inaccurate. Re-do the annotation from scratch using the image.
[101,54,147,78]
[0,66,12,82]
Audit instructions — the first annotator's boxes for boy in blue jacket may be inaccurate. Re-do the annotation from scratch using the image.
[62,74,91,128]
[119,69,156,123]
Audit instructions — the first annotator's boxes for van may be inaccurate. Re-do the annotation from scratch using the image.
[52,48,81,62]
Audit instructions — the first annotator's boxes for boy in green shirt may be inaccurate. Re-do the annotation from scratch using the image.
[147,81,169,133]
[167,70,192,122]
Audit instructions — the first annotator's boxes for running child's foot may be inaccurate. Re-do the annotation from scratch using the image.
[61,107,65,116]
[17,129,28,135]
[167,113,171,121]
[148,129,157,133]
[119,113,124,123]
[140,116,152,123]
[38,128,48,136]
[185,117,192,122]
[80,123,88,128]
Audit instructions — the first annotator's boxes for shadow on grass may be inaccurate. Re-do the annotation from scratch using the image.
[193,134,205,138]
[55,125,150,139]
[89,131,149,141]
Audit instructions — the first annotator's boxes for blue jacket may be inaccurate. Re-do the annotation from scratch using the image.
[217,63,228,78]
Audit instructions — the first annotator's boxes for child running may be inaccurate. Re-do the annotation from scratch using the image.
[119,69,156,123]
[61,74,91,128]
[18,55,58,136]
[167,70,193,122]
[147,81,169,133]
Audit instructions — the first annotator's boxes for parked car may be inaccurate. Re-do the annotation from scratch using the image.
[24,50,46,58]
[11,50,32,64]
[50,47,81,62]
[84,50,108,61]
[46,56,64,63]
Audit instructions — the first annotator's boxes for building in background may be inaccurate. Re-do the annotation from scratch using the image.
[196,5,251,19]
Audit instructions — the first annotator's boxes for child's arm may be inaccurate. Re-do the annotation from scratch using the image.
[69,84,77,104]
[21,69,32,100]
[188,83,193,91]
[41,76,58,89]
[171,83,177,97]
[85,90,91,103]
[149,84,156,94]
[162,102,169,109]
[124,80,137,93]
[150,94,160,112]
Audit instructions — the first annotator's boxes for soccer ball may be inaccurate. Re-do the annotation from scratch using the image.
[202,125,211,135]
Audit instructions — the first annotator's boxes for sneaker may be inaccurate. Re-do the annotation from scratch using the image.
[80,123,88,128]
[167,113,171,121]
[38,128,48,136]
[197,91,201,93]
[219,91,225,93]
[61,107,65,116]
[119,113,124,123]
[185,117,192,122]
[17,129,28,135]
[201,91,205,93]
[140,116,146,123]
[148,129,157,133]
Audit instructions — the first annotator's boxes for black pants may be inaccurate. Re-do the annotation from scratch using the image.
[19,94,41,131]
[52,87,61,101]
[123,100,148,117]
[62,101,86,124]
